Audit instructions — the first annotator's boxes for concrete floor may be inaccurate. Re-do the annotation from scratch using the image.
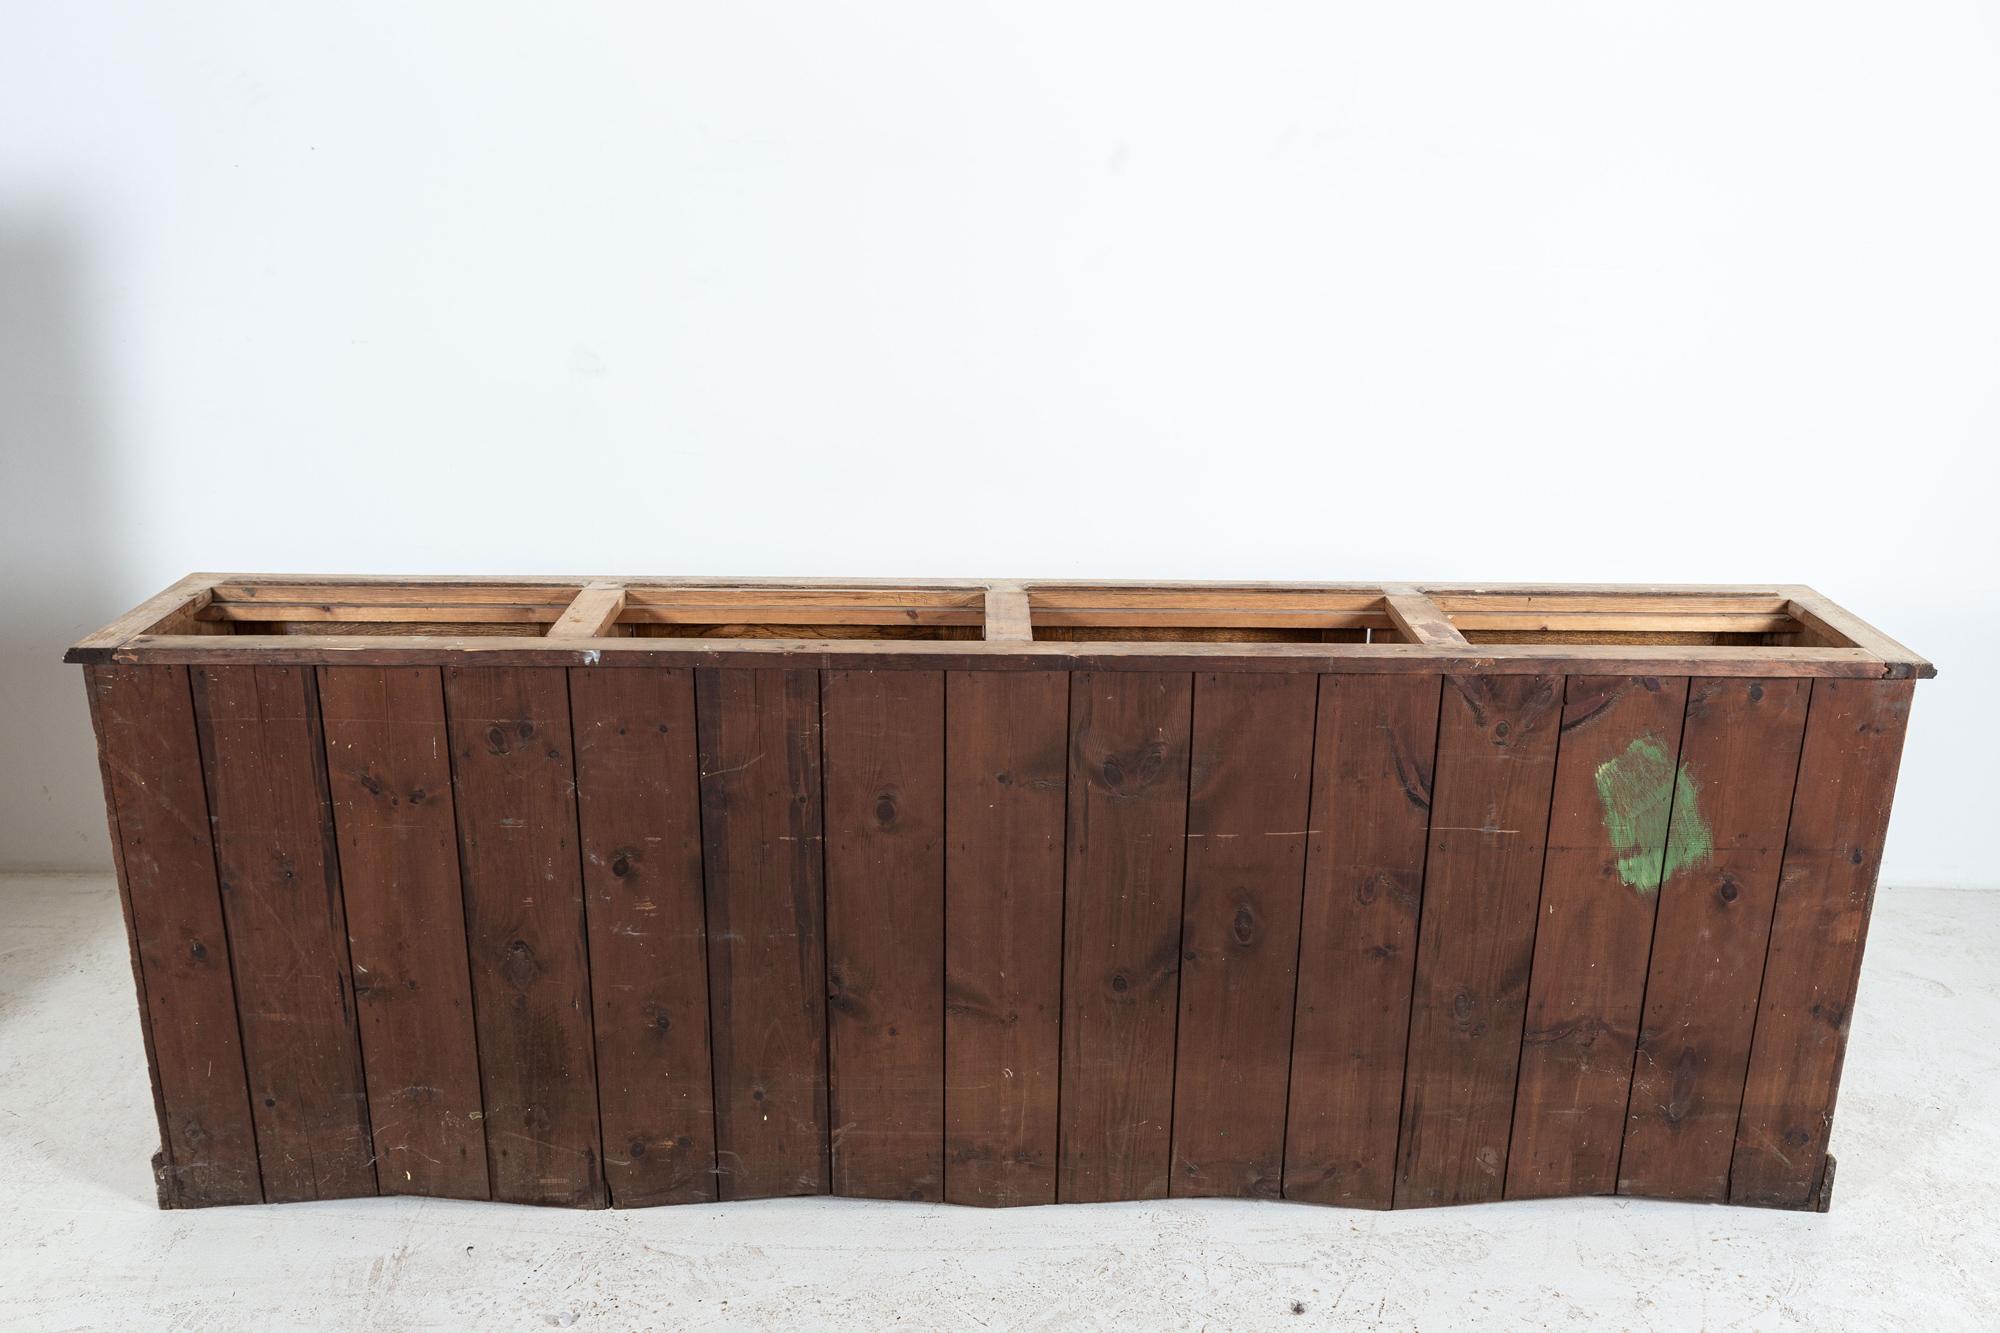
[0,874,1993,1331]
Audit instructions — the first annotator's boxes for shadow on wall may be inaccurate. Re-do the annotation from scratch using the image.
[0,213,125,871]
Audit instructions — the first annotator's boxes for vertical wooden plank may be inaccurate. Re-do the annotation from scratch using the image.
[822,669,946,1201]
[1618,677,1809,1201]
[1395,673,1562,1208]
[1731,677,1914,1208]
[1058,671,1193,1203]
[86,666,263,1207]
[83,671,179,1204]
[443,667,606,1208]
[569,667,716,1206]
[319,666,490,1201]
[943,671,1068,1207]
[1504,675,1690,1199]
[191,665,374,1203]
[696,668,830,1201]
[1283,673,1442,1209]
[1169,672,1317,1198]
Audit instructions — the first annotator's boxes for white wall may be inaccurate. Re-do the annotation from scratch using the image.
[2,2,1994,884]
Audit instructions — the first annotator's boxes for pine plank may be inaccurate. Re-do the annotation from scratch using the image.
[319,666,490,1200]
[443,667,606,1207]
[1058,671,1193,1203]
[87,665,264,1207]
[943,671,1069,1206]
[1505,676,1690,1199]
[1169,673,1317,1198]
[1283,673,1442,1208]
[822,670,946,1201]
[569,667,716,1206]
[1731,678,1914,1207]
[1617,677,1810,1201]
[1395,674,1562,1207]
[191,665,374,1202]
[695,668,830,1200]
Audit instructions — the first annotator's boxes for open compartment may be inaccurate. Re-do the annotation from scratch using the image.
[191,581,582,637]
[1026,586,1401,643]
[617,586,984,640]
[1427,591,1849,647]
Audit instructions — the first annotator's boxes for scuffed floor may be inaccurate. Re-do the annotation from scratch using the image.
[1,874,1993,1331]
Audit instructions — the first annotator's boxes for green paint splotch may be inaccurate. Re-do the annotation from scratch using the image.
[1592,737,1712,893]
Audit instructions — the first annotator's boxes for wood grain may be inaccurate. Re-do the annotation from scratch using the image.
[1505,676,1689,1199]
[87,665,264,1207]
[696,668,830,1200]
[1283,673,1442,1208]
[1731,678,1914,1207]
[443,667,606,1207]
[191,665,374,1202]
[569,667,716,1206]
[319,666,490,1200]
[1169,673,1317,1198]
[1618,677,1809,1201]
[943,671,1068,1206]
[1058,671,1193,1203]
[1395,673,1562,1208]
[821,669,946,1201]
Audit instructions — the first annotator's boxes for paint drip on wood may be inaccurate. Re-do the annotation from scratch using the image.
[1593,737,1711,893]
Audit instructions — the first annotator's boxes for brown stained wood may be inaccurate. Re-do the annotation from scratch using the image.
[87,666,264,1207]
[71,575,1930,1217]
[317,666,490,1201]
[1731,678,1915,1208]
[1283,674,1443,1208]
[1058,671,1193,1203]
[97,633,1898,679]
[69,575,215,655]
[1169,673,1317,1198]
[943,672,1069,1206]
[1784,590,1934,679]
[1504,675,1691,1200]
[82,670,178,1198]
[568,668,716,1206]
[695,668,829,1201]
[1618,677,1810,1202]
[443,667,606,1208]
[821,670,946,1201]
[190,665,374,1203]
[1396,673,1563,1208]
[547,583,628,638]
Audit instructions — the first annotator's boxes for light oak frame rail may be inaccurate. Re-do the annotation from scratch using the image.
[70,575,1931,679]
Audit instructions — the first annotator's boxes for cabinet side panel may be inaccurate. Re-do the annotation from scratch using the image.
[1618,677,1809,1201]
[1731,678,1913,1208]
[87,665,263,1207]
